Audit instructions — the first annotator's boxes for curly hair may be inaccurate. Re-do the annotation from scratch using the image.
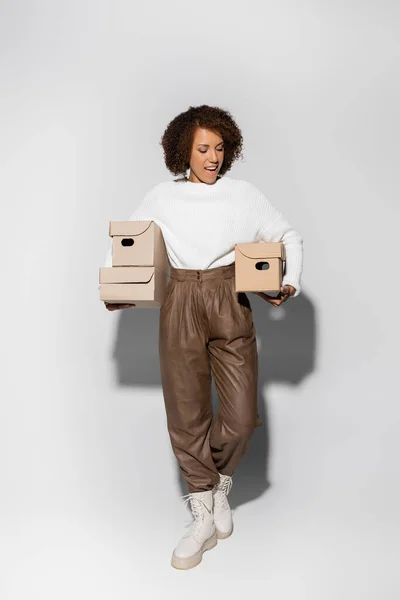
[160,104,244,180]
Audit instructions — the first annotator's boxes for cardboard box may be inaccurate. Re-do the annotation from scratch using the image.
[235,242,286,292]
[110,220,170,274]
[99,266,170,308]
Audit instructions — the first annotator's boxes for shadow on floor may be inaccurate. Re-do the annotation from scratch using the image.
[112,291,316,509]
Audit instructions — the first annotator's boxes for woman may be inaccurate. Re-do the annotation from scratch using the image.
[104,105,303,570]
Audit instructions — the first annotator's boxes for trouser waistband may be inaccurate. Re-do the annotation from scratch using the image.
[170,262,235,282]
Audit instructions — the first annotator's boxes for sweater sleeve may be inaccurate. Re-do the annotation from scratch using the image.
[250,183,304,298]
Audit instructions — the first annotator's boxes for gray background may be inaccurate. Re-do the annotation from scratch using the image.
[1,1,399,598]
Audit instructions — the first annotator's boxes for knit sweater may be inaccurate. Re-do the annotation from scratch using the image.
[103,176,303,297]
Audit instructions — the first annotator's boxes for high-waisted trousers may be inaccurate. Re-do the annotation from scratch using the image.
[158,262,261,493]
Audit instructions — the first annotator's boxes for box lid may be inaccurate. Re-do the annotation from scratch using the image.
[109,221,153,237]
[99,266,155,284]
[235,242,286,260]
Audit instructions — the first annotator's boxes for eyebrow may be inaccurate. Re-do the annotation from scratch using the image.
[197,142,224,147]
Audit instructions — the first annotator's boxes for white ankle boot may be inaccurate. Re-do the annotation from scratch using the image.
[212,473,233,538]
[171,489,217,570]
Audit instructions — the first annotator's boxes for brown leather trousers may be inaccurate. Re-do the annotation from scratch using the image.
[158,262,261,493]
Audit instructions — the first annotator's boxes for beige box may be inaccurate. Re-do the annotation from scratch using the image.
[235,242,286,292]
[110,220,170,274]
[99,266,170,308]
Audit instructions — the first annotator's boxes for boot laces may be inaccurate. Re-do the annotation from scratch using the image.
[214,475,233,509]
[180,493,210,537]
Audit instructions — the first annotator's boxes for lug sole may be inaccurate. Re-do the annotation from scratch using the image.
[171,530,218,570]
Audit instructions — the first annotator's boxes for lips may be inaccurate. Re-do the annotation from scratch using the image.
[205,166,218,171]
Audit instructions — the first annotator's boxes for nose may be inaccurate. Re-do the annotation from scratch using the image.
[209,151,218,163]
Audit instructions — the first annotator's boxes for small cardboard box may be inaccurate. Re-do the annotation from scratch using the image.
[110,220,170,274]
[99,266,170,308]
[235,242,286,292]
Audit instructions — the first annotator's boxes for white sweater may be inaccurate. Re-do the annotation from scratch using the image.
[103,176,303,297]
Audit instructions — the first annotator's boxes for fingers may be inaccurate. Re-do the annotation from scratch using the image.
[253,291,289,307]
[254,291,282,307]
[254,291,274,302]
[104,302,135,311]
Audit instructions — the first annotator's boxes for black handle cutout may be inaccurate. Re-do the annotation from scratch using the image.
[255,261,270,270]
[121,238,134,247]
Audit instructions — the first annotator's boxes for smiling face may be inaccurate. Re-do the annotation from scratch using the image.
[187,127,225,184]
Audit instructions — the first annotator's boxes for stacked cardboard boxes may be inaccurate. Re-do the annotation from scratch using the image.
[99,221,171,308]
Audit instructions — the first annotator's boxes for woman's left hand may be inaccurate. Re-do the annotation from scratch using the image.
[253,285,296,307]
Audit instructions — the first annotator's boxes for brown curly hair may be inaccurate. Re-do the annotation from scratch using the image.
[159,104,244,180]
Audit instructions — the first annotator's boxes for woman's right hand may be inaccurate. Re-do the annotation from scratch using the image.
[104,302,135,311]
